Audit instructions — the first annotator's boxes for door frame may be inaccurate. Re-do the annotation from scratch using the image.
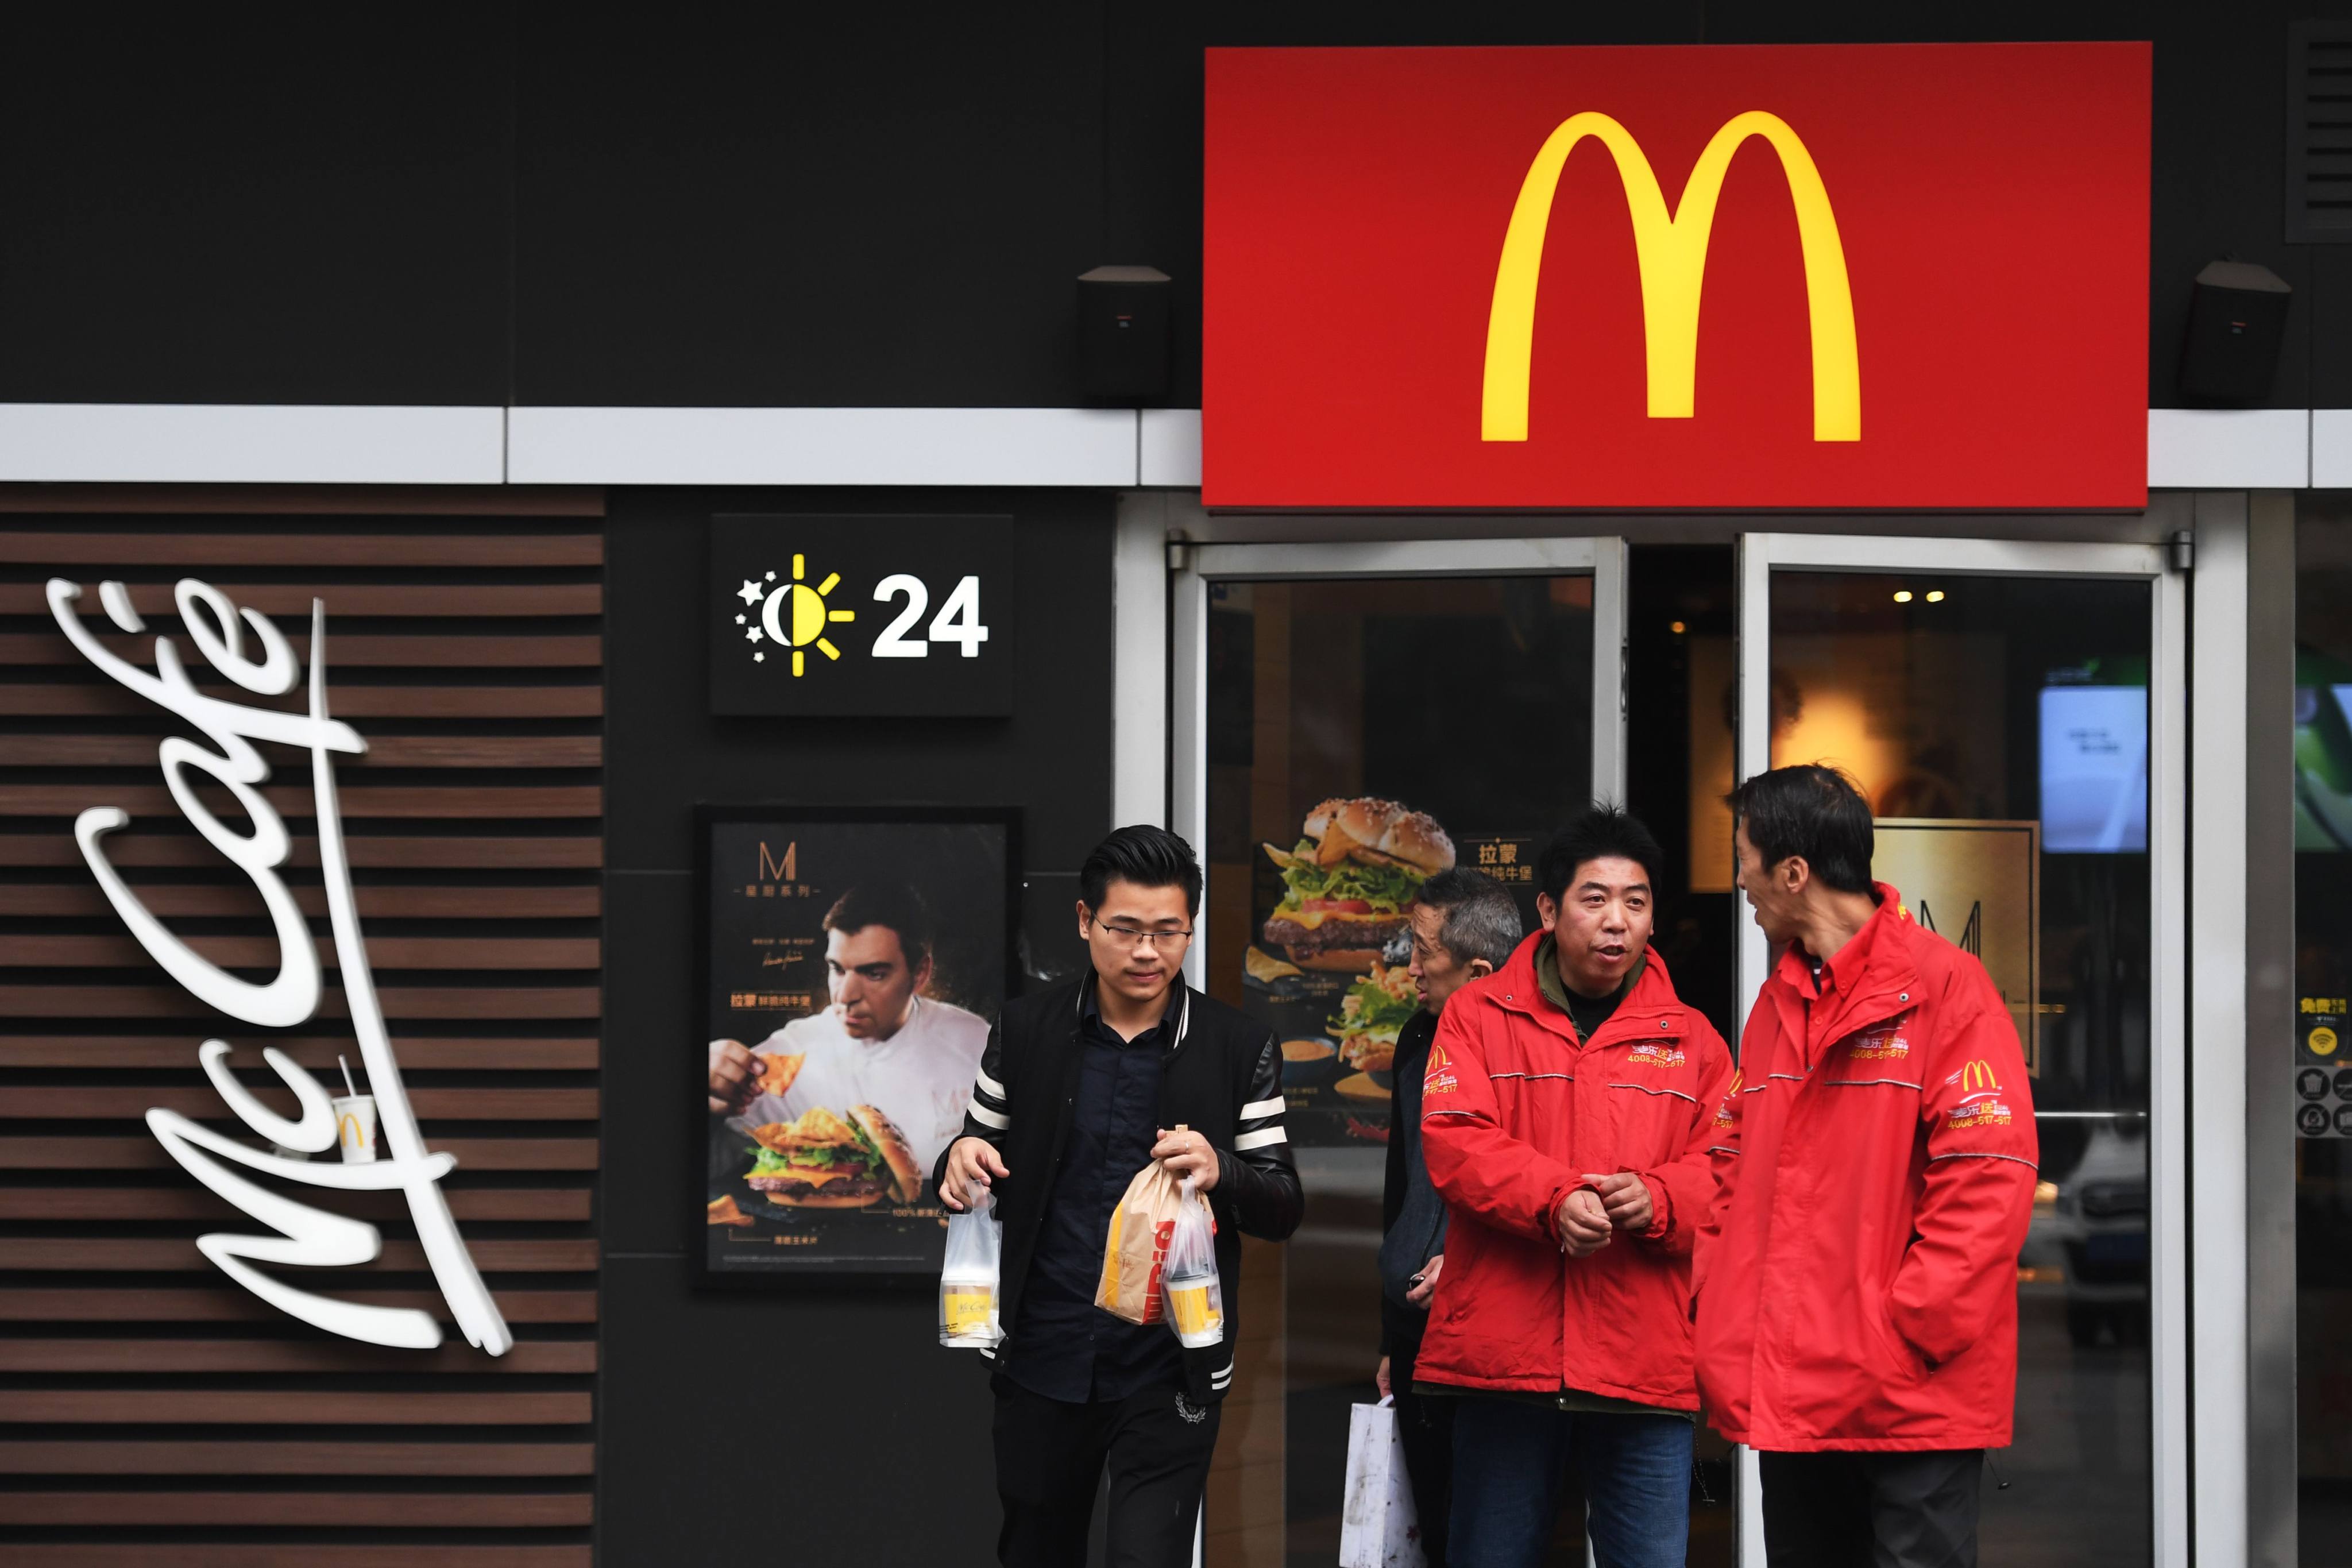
[1169,534,1628,990]
[1732,531,2191,1568]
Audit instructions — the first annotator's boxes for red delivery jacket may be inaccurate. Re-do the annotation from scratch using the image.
[1416,937,1736,1410]
[1693,887,2038,1452]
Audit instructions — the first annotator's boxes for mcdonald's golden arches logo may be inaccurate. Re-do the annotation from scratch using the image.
[1424,1042,1459,1096]
[1481,111,1860,445]
[1959,1059,1999,1097]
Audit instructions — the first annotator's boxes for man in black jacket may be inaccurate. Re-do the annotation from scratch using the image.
[1375,866,1520,1568]
[938,825,1304,1568]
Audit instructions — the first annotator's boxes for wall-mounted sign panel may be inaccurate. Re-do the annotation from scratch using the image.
[697,805,1017,1281]
[1204,43,2151,509]
[710,515,1015,716]
[1874,817,2041,1075]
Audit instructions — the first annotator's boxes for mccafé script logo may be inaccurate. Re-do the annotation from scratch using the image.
[47,578,511,1356]
[1203,43,2152,508]
[709,515,1014,717]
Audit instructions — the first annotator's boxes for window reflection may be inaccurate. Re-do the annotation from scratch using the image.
[2295,516,2352,1564]
[1770,573,2153,1566]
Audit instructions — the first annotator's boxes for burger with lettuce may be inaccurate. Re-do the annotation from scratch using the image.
[744,1104,922,1209]
[1261,797,1456,971]
[1330,960,1420,1073]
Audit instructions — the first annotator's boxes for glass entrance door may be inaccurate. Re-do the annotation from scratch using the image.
[1171,536,1628,1567]
[1732,533,2187,1568]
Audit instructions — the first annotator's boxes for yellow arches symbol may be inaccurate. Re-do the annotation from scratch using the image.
[1481,110,1859,444]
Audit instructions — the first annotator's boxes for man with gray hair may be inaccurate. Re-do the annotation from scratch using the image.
[1376,866,1521,1567]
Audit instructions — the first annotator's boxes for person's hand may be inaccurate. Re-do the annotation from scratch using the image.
[1405,1253,1444,1307]
[1153,1127,1221,1192]
[1583,1172,1654,1234]
[1376,1355,1392,1399]
[940,1136,1010,1212]
[708,1040,756,1114]
[1555,1187,1613,1257]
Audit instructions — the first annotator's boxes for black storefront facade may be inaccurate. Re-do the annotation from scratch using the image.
[0,9,2346,1567]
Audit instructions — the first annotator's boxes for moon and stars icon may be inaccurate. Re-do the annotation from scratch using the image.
[733,555,857,677]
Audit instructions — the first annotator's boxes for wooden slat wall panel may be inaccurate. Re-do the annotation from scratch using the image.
[12,1550,590,1568]
[0,835,603,868]
[0,500,603,1561]
[0,1441,597,1475]
[0,1137,600,1171]
[0,1288,597,1323]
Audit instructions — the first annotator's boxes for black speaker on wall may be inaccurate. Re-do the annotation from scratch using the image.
[2178,259,2291,403]
[1077,265,1171,400]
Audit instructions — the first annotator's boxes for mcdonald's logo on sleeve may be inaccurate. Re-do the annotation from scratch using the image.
[1424,1042,1459,1096]
[1946,1059,2014,1126]
[1205,43,2150,509]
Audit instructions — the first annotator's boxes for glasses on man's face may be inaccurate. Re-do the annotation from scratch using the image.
[1095,921,1195,950]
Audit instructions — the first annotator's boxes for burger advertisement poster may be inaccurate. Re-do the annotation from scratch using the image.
[697,806,1017,1281]
[1246,797,1539,1147]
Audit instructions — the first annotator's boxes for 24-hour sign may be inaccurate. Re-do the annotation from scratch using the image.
[709,515,1015,716]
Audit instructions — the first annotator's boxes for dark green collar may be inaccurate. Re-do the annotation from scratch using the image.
[1535,934,1643,1036]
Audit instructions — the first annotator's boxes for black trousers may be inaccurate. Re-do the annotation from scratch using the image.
[1759,1449,1984,1568]
[1390,1338,1454,1568]
[992,1377,1222,1568]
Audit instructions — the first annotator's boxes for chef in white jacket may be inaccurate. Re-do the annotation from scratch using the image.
[708,883,990,1175]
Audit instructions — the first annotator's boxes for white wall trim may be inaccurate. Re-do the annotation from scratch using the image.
[1139,408,1202,488]
[0,404,505,484]
[1110,493,1171,829]
[2148,408,2307,490]
[2311,408,2352,488]
[2189,493,2250,1568]
[505,405,1137,486]
[0,404,2343,492]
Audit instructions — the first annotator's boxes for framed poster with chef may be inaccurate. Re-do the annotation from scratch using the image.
[694,805,1019,1283]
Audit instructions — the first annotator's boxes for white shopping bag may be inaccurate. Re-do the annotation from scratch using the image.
[1338,1396,1426,1568]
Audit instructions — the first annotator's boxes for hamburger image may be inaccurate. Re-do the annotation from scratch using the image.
[1328,960,1419,1074]
[744,1104,922,1209]
[1261,797,1457,971]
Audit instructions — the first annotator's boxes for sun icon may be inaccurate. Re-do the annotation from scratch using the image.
[752,555,857,677]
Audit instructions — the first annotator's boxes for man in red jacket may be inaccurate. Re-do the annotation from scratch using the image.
[1418,808,1735,1568]
[1696,766,2038,1568]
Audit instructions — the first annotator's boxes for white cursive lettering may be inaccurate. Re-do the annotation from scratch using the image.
[48,578,513,1355]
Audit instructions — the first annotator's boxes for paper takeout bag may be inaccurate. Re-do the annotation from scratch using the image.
[1095,1142,1218,1326]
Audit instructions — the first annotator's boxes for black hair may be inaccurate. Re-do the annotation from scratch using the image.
[1079,825,1203,916]
[1725,764,1876,895]
[1416,866,1522,968]
[1536,806,1666,906]
[821,882,934,970]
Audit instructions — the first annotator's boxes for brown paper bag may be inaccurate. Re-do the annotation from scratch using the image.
[1095,1135,1218,1326]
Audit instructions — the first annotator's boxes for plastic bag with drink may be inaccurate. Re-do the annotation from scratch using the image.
[938,1183,1003,1350]
[1160,1174,1224,1350]
[1095,1128,1217,1326]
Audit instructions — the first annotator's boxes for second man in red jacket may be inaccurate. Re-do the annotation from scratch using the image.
[1696,765,2037,1568]
[1417,807,1734,1568]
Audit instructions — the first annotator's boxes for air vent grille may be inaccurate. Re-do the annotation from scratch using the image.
[2291,21,2352,241]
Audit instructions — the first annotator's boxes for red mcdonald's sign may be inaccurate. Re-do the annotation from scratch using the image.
[1203,44,2151,509]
